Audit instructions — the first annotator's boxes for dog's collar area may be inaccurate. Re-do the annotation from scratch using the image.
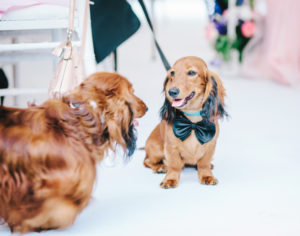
[69,102,80,109]
[69,100,98,110]
[182,110,203,116]
[89,100,97,110]
[69,100,105,125]
[88,100,106,125]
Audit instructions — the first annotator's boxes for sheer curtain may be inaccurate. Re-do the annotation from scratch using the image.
[241,0,300,86]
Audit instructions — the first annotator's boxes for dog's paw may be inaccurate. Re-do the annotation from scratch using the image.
[200,176,218,185]
[10,224,29,234]
[160,179,178,189]
[144,159,167,174]
[153,164,167,174]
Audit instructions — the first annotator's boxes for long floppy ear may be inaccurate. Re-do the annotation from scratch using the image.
[160,98,177,124]
[105,100,137,157]
[160,76,181,124]
[201,70,228,122]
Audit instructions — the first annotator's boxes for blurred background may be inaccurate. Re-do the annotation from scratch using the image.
[0,0,300,235]
[1,0,299,106]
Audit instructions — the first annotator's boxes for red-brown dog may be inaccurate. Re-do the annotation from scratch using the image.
[0,72,147,233]
[144,56,227,188]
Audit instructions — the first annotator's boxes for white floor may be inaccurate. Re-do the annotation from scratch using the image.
[1,1,300,235]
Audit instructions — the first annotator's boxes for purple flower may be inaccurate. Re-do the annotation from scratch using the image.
[210,57,222,67]
[214,20,227,35]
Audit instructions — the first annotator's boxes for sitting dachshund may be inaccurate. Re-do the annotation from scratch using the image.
[144,56,227,188]
[0,72,147,233]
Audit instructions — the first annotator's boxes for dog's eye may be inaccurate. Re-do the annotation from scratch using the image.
[170,71,175,77]
[188,70,196,76]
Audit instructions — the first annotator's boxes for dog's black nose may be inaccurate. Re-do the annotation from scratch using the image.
[168,88,180,98]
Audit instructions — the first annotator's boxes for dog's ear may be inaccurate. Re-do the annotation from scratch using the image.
[201,70,228,122]
[105,104,137,157]
[160,98,176,124]
[160,76,179,123]
[63,93,84,109]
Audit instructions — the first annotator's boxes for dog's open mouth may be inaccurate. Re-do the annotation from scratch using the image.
[171,92,195,108]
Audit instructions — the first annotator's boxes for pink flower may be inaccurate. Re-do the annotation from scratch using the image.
[223,9,228,19]
[241,21,255,37]
[205,23,217,40]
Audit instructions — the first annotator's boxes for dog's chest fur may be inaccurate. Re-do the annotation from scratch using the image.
[177,131,207,165]
[173,117,219,165]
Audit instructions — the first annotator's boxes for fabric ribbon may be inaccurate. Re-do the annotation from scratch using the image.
[172,115,216,144]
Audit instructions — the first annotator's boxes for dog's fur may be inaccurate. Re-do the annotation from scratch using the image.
[0,72,147,233]
[144,56,227,188]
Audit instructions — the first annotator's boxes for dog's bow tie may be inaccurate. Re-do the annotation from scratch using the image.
[172,115,216,144]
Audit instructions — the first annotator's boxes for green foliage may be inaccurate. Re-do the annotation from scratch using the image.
[214,35,231,61]
[231,22,251,62]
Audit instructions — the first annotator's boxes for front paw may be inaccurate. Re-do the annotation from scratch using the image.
[200,176,218,185]
[153,164,167,174]
[144,159,167,174]
[160,179,178,189]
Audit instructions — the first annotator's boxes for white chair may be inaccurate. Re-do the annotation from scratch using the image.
[0,0,96,100]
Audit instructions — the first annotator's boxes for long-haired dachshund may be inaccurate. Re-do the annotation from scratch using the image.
[0,72,147,233]
[144,56,227,188]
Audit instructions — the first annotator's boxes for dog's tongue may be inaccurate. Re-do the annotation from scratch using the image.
[132,119,139,127]
[172,98,185,107]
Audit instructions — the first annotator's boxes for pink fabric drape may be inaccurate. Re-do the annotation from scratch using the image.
[0,0,69,19]
[241,0,300,86]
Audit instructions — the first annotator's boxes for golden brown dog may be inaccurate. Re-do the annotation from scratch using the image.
[144,56,227,188]
[0,72,147,233]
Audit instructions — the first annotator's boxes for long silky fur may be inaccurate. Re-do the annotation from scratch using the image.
[121,103,137,157]
[160,98,183,124]
[160,77,183,124]
[122,123,137,157]
[202,76,228,122]
[0,72,147,233]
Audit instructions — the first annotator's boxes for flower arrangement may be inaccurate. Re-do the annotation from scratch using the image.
[206,0,256,64]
